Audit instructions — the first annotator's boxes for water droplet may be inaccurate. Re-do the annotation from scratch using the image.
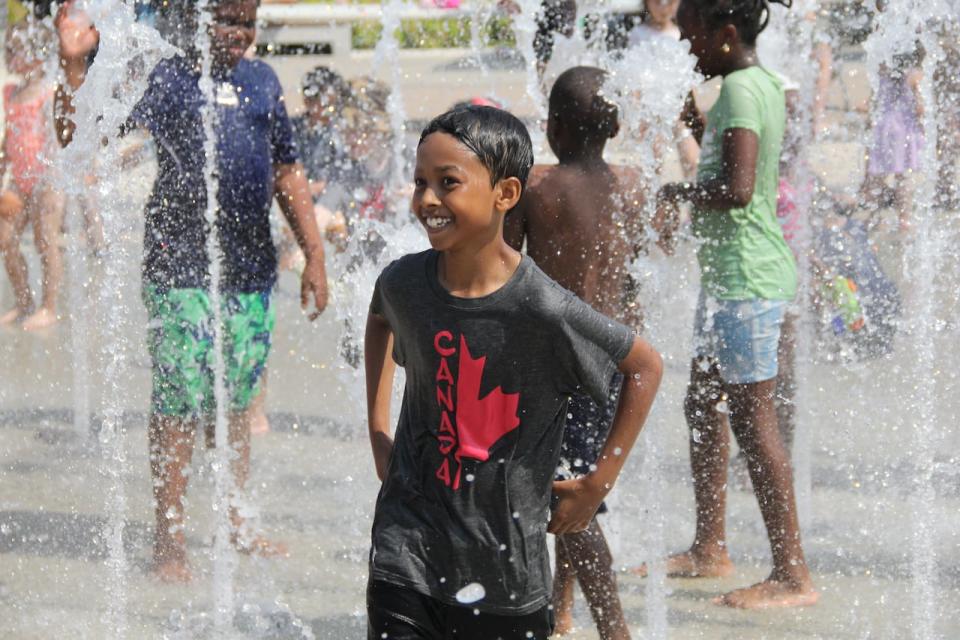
[692,428,703,444]
[465,473,475,482]
[613,447,623,456]
[456,582,486,604]
[715,401,729,414]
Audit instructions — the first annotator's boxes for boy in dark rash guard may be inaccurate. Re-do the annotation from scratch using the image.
[364,105,663,639]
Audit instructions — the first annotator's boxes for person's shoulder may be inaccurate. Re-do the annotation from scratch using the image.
[379,250,432,288]
[151,55,190,80]
[520,164,553,202]
[516,257,579,320]
[727,67,781,94]
[240,58,282,86]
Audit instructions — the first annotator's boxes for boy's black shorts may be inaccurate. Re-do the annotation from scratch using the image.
[367,580,554,640]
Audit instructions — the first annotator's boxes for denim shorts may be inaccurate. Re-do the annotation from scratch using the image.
[693,292,787,384]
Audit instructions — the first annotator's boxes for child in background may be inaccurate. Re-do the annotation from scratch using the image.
[627,0,700,179]
[339,77,396,224]
[627,0,680,45]
[364,105,663,640]
[651,0,817,609]
[0,21,64,330]
[860,45,924,232]
[280,65,352,269]
[292,65,352,209]
[505,66,657,640]
[56,0,330,582]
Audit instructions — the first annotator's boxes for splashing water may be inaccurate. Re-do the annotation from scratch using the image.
[55,1,177,636]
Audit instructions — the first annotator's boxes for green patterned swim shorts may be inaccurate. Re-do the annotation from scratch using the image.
[143,286,276,417]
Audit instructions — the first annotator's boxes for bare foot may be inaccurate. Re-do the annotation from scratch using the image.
[713,578,819,609]
[249,408,270,436]
[152,557,192,583]
[0,308,23,325]
[22,307,59,331]
[234,534,289,558]
[632,550,735,578]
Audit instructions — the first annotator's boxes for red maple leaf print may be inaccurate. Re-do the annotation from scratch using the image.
[455,335,520,464]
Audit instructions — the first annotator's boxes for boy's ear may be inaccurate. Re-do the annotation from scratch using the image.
[609,119,620,140]
[495,177,523,214]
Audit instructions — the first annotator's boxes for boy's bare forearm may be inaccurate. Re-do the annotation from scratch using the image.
[587,336,663,496]
[365,313,397,480]
[275,163,325,263]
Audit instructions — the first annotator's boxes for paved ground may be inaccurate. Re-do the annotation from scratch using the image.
[1,44,960,639]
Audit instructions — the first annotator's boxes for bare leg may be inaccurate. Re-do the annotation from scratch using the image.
[551,535,577,636]
[149,413,198,582]
[226,408,286,556]
[716,380,817,609]
[248,369,270,436]
[23,191,65,330]
[894,172,914,232]
[560,519,630,640]
[0,209,33,323]
[81,193,103,255]
[659,359,735,578]
[775,313,797,457]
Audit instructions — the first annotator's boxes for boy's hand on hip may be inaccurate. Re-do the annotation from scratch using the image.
[301,256,329,320]
[548,477,606,535]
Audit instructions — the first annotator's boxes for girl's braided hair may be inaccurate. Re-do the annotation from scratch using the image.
[689,0,793,45]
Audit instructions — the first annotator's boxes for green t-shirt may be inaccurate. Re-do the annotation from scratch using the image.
[693,66,796,301]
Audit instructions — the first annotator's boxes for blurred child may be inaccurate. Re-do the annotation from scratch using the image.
[278,65,352,270]
[56,0,330,582]
[365,104,662,640]
[628,0,681,44]
[292,65,352,206]
[861,46,924,232]
[651,0,817,609]
[0,20,63,330]
[339,77,397,224]
[627,0,700,179]
[505,66,657,640]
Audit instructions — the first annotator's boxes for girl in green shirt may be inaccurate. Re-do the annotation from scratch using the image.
[647,0,817,610]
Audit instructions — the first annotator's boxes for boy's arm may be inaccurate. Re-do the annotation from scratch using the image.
[275,162,329,318]
[365,311,397,481]
[548,335,663,534]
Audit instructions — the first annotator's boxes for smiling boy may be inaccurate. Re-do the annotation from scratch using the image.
[363,106,663,639]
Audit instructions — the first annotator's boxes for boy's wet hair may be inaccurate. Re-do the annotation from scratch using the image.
[687,0,792,45]
[549,66,618,141]
[419,106,534,189]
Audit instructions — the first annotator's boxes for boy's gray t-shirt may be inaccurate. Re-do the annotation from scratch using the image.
[369,250,634,615]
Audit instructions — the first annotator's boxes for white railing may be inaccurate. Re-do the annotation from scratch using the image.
[259,1,641,26]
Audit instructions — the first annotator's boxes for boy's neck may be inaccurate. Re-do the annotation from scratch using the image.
[437,239,521,299]
[556,145,606,167]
